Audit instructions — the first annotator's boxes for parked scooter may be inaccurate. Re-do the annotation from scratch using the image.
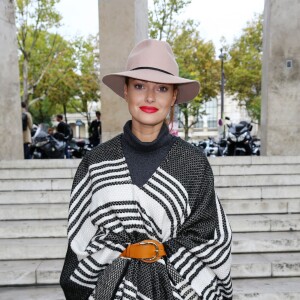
[251,138,261,156]
[198,137,224,157]
[31,125,65,159]
[68,138,92,158]
[191,137,224,157]
[224,117,259,156]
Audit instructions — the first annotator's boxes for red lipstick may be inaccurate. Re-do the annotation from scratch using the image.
[139,106,158,113]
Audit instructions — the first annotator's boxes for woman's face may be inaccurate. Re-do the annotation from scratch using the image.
[124,78,177,130]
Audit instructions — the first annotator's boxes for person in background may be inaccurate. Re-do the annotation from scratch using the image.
[60,39,232,300]
[21,101,33,159]
[47,127,54,136]
[56,114,70,158]
[89,111,102,147]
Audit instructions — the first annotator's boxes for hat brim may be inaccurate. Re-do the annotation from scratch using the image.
[102,69,200,104]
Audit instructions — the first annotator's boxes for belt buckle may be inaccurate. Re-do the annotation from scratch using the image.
[139,241,159,262]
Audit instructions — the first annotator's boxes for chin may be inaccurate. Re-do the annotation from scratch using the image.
[134,118,165,128]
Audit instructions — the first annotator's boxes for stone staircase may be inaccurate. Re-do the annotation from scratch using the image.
[0,157,300,299]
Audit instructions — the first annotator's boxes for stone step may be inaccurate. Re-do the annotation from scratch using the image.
[0,168,75,180]
[222,199,300,215]
[1,232,300,260]
[0,191,70,204]
[1,214,299,238]
[0,159,80,169]
[1,195,299,218]
[1,156,299,170]
[211,163,300,176]
[233,277,300,300]
[0,220,67,238]
[228,214,300,232]
[1,198,299,221]
[1,279,300,300]
[215,174,300,187]
[262,253,300,277]
[231,253,300,278]
[217,185,300,200]
[0,204,68,220]
[1,175,299,192]
[0,285,65,300]
[0,238,68,260]
[0,184,299,205]
[1,253,300,286]
[0,178,72,191]
[233,231,300,253]
[0,260,64,286]
[209,156,300,166]
[1,162,300,179]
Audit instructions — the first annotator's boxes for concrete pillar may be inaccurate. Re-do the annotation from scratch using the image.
[0,0,23,160]
[261,0,300,155]
[99,0,148,141]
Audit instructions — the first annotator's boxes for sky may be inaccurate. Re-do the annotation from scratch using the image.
[56,0,264,50]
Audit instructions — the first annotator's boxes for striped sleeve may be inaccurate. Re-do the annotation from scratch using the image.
[60,156,126,300]
[164,158,233,299]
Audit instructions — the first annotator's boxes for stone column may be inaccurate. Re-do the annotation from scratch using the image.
[0,0,23,160]
[99,0,148,142]
[261,0,300,155]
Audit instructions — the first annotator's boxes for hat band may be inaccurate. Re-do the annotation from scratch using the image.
[131,67,174,76]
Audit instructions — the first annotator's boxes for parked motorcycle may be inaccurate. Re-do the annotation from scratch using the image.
[68,138,92,158]
[251,138,261,156]
[198,137,224,157]
[224,117,259,156]
[31,125,65,159]
[191,137,225,157]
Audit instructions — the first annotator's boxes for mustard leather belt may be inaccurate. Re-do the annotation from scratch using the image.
[120,239,166,263]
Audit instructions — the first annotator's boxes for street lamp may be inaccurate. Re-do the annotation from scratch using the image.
[219,48,225,138]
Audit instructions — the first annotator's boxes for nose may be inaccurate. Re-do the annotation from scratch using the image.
[145,88,155,103]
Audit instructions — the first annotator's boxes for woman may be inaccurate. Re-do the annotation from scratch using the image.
[60,39,232,300]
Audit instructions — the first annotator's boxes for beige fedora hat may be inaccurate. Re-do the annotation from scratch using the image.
[102,39,200,104]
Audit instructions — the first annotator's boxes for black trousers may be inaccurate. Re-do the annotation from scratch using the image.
[23,143,31,159]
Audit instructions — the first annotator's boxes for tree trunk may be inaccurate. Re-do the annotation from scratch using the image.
[184,112,189,140]
[22,57,29,105]
[63,104,68,123]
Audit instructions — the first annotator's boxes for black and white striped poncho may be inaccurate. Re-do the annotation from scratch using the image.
[60,135,233,300]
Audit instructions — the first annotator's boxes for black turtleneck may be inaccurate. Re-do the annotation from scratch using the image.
[121,120,177,187]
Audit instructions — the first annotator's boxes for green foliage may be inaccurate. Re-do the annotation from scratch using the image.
[170,20,220,140]
[149,0,191,40]
[224,14,263,122]
[15,0,62,30]
[149,1,220,139]
[71,36,101,118]
[29,34,100,124]
[15,0,100,124]
[16,0,63,106]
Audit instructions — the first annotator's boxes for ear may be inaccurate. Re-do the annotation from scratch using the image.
[124,84,128,102]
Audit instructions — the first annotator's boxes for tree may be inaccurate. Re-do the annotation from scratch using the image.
[70,35,101,124]
[26,30,78,122]
[149,0,192,40]
[15,0,62,106]
[224,14,263,122]
[15,0,100,124]
[149,1,220,140]
[30,35,100,124]
[171,21,220,140]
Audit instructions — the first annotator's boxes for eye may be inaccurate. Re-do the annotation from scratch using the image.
[134,83,144,90]
[158,85,168,92]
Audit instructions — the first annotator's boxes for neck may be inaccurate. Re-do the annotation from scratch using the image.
[131,121,164,142]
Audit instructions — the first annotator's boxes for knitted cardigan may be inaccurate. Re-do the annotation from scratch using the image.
[60,134,233,300]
